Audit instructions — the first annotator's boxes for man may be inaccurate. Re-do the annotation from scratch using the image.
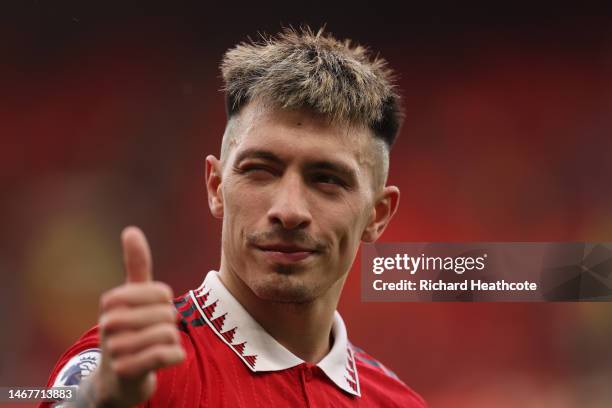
[42,27,426,407]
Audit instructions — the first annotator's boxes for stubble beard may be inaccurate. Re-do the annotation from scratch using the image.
[251,266,323,305]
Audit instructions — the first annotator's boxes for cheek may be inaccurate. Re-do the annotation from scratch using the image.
[223,178,270,237]
[323,195,368,253]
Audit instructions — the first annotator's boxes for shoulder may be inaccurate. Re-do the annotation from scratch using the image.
[46,326,101,388]
[351,343,427,407]
[173,291,208,332]
[170,290,235,371]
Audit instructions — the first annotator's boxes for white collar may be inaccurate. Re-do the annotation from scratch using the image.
[189,271,361,397]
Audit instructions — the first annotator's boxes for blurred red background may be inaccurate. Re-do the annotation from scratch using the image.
[1,2,611,407]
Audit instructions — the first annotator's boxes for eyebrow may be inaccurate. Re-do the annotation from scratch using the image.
[234,148,358,185]
[234,148,284,167]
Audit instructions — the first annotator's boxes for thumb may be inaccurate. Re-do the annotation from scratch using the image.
[121,226,153,284]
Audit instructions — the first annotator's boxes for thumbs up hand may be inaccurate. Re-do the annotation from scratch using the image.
[78,227,185,407]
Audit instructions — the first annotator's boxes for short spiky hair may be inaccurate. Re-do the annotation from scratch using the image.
[220,27,403,148]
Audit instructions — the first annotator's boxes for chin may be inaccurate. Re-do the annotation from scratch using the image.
[249,272,322,304]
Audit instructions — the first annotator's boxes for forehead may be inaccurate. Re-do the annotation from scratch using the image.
[230,101,377,170]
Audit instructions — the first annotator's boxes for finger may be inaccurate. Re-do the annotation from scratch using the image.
[112,344,185,378]
[100,282,173,312]
[106,323,180,358]
[121,226,153,284]
[100,305,177,334]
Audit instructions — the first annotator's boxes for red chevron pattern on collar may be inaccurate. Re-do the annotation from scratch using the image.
[189,271,361,396]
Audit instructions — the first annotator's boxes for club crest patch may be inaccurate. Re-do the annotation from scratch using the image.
[53,348,101,387]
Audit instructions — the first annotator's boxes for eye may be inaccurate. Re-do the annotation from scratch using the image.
[311,173,346,187]
[236,164,277,179]
[242,165,270,173]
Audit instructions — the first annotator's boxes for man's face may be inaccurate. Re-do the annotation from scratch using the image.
[210,101,388,304]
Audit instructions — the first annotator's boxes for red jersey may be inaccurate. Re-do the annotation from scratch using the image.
[42,271,426,407]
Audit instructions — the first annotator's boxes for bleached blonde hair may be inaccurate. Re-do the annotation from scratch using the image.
[220,26,403,150]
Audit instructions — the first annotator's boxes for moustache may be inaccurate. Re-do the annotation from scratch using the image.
[246,228,327,253]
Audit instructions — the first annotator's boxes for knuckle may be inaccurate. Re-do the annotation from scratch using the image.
[100,311,122,331]
[150,347,166,366]
[161,325,179,343]
[112,360,130,377]
[105,335,127,355]
[105,338,117,354]
[109,359,121,373]
[153,282,173,300]
[165,307,176,321]
[99,291,114,311]
[155,345,178,366]
[170,328,181,343]
[98,315,109,333]
[155,305,175,322]
[168,347,186,365]
[100,286,129,310]
[176,347,186,362]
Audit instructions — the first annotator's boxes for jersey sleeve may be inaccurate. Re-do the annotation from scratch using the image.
[38,325,101,408]
[39,301,195,408]
[38,325,153,408]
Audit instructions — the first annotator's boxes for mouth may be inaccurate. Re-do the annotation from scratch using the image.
[254,243,318,264]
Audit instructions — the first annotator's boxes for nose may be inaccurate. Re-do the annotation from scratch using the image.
[267,172,312,230]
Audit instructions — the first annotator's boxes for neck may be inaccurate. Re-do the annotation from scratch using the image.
[218,262,344,364]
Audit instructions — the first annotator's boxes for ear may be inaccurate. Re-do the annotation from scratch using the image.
[205,155,224,219]
[361,186,400,242]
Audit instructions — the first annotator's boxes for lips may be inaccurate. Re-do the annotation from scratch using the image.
[257,243,315,253]
[254,243,317,263]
